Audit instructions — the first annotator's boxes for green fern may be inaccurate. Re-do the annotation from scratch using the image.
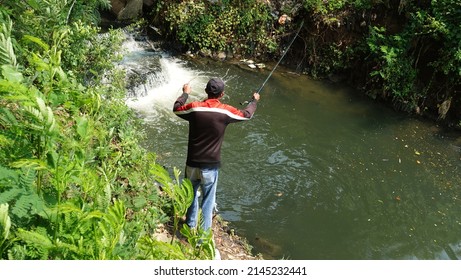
[179,218,215,260]
[44,201,103,259]
[0,164,19,187]
[0,167,47,227]
[0,107,18,128]
[151,164,194,219]
[94,165,113,210]
[18,167,36,188]
[46,200,129,259]
[0,76,29,96]
[0,188,22,204]
[150,163,193,242]
[97,199,126,259]
[137,235,187,260]
[0,203,11,243]
[23,96,57,135]
[0,19,17,67]
[15,227,52,259]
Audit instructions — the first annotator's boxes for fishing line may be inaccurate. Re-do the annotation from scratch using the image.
[241,20,304,105]
[179,74,207,94]
[222,68,232,80]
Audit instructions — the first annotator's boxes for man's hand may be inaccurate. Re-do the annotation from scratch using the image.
[252,92,260,101]
[183,83,191,94]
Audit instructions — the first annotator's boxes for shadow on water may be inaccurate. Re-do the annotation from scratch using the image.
[121,35,461,260]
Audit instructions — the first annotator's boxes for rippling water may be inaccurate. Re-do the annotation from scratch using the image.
[122,36,461,260]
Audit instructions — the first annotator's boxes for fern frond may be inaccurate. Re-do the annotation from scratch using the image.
[0,107,19,128]
[106,200,125,228]
[0,165,19,185]
[23,105,44,126]
[22,35,50,52]
[95,180,111,210]
[0,187,21,204]
[19,168,36,189]
[56,202,104,234]
[95,200,126,259]
[16,228,53,250]
[11,159,47,171]
[22,97,58,135]
[0,19,17,67]
[98,0,112,10]
[0,79,29,96]
[137,235,187,260]
[0,167,46,224]
[0,133,15,151]
[0,203,11,241]
[37,97,57,133]
[11,194,33,220]
[55,202,83,215]
[150,163,174,190]
[54,238,80,258]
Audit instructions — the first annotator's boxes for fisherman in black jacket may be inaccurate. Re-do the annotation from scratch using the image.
[173,78,260,232]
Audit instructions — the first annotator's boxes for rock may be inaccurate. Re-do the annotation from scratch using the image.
[119,0,143,20]
[143,0,154,7]
[438,98,451,120]
[185,51,194,58]
[110,0,126,15]
[216,51,226,60]
[110,0,143,21]
[278,14,291,25]
[253,235,282,258]
[199,49,212,58]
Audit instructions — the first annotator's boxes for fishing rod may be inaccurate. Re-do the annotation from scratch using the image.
[241,19,304,105]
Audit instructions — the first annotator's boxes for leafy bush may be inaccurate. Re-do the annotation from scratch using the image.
[366,26,419,111]
[158,0,278,56]
[298,0,459,117]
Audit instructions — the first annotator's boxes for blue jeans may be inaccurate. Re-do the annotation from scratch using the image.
[185,166,218,232]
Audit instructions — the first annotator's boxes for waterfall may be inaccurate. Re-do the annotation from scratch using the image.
[119,33,208,122]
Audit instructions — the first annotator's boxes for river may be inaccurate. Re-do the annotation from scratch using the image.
[121,36,461,260]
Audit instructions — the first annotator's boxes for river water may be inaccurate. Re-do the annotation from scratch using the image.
[121,36,461,260]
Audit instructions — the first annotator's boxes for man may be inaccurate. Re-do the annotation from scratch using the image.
[173,77,260,232]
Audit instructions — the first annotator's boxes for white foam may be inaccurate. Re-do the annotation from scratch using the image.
[125,57,209,120]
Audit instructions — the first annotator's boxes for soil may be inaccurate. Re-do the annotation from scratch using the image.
[154,215,263,260]
[211,216,263,260]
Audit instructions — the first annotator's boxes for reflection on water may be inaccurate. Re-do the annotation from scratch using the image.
[122,41,461,259]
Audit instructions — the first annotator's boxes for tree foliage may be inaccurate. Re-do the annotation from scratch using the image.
[150,0,460,123]
[155,0,280,57]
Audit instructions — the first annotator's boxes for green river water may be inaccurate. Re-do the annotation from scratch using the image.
[123,41,461,260]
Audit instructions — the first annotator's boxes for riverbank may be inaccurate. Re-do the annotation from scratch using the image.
[154,215,263,260]
[211,216,263,260]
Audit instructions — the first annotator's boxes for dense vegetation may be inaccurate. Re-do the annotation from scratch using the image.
[0,0,214,259]
[1,0,459,260]
[147,0,460,126]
